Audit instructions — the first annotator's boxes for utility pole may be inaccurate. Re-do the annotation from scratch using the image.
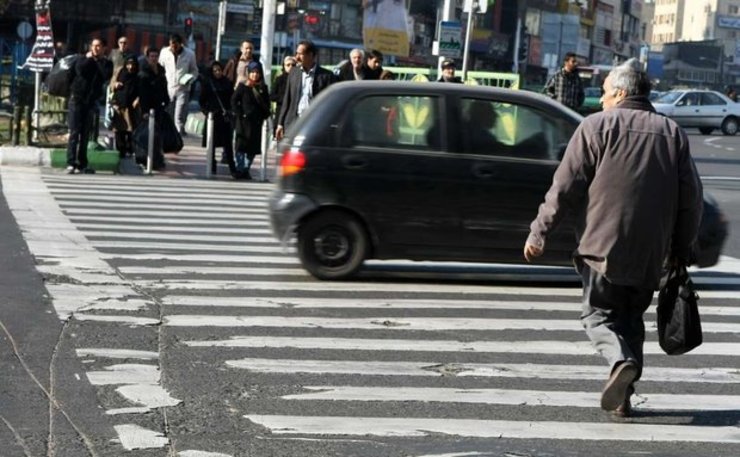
[438,0,455,75]
[259,0,276,182]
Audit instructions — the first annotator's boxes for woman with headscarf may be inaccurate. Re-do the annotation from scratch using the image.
[199,60,237,177]
[110,56,140,160]
[231,60,271,180]
[269,55,296,136]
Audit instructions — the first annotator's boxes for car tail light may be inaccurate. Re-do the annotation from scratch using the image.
[279,149,306,176]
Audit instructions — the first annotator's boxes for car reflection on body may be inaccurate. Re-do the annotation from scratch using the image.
[652,89,740,135]
[269,81,728,280]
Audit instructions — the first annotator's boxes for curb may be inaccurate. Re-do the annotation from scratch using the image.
[0,145,120,172]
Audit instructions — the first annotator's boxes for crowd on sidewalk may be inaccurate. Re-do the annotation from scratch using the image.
[61,34,405,179]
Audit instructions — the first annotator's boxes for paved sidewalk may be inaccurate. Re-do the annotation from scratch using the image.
[0,133,280,182]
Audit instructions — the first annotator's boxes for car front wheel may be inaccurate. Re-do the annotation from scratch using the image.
[721,117,738,136]
[297,210,369,280]
[699,127,714,135]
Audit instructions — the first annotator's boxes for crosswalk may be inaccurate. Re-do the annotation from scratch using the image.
[3,167,740,455]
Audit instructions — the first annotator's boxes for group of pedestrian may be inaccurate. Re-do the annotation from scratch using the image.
[66,34,196,174]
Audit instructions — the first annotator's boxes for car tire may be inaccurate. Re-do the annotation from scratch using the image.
[721,117,738,136]
[297,210,369,280]
[699,127,714,135]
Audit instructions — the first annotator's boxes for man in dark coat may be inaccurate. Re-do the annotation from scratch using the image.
[275,40,337,141]
[200,60,236,176]
[524,58,703,418]
[66,37,113,174]
[135,48,170,169]
[270,56,296,136]
[437,59,462,83]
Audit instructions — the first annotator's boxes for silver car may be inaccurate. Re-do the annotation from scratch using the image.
[652,89,740,135]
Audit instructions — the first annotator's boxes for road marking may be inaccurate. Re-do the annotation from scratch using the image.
[114,424,169,450]
[186,336,740,356]
[244,415,740,443]
[145,279,740,299]
[161,295,740,316]
[164,314,739,333]
[70,216,267,226]
[76,348,159,360]
[225,358,740,382]
[91,241,288,254]
[47,186,270,198]
[123,266,308,276]
[82,230,275,244]
[281,385,740,411]
[56,195,269,208]
[63,208,269,219]
[76,223,272,234]
[100,253,300,263]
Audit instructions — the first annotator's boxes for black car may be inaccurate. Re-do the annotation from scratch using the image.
[269,82,727,279]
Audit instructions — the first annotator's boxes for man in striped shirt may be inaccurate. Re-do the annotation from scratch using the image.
[544,52,584,111]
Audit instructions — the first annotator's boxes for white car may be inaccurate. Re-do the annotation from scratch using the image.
[652,89,740,135]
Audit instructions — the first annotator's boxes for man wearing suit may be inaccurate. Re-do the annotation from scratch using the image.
[275,40,337,141]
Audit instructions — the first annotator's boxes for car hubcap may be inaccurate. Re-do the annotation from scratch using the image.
[313,228,351,265]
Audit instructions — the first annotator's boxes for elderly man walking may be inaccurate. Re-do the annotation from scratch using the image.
[524,58,703,417]
[159,33,198,135]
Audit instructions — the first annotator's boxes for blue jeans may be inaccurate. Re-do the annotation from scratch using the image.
[235,152,256,172]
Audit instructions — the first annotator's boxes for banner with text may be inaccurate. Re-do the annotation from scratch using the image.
[21,2,55,72]
[362,0,410,57]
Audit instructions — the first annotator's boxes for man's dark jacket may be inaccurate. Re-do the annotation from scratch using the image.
[70,56,112,105]
[277,64,336,132]
[137,64,170,114]
[527,96,703,290]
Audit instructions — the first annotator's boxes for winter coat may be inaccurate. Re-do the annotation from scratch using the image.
[110,66,140,132]
[137,64,170,114]
[199,75,234,149]
[231,81,270,155]
[70,55,113,105]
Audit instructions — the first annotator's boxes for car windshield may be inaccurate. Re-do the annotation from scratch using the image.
[654,91,683,104]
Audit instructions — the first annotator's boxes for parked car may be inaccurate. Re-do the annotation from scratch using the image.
[652,89,740,135]
[269,82,727,279]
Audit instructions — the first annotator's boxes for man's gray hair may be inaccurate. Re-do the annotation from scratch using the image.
[609,58,651,97]
[349,48,365,58]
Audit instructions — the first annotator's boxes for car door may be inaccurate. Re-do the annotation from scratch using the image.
[698,92,729,128]
[672,92,701,127]
[328,92,468,255]
[457,96,579,265]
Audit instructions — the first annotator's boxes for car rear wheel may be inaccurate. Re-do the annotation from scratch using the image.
[699,127,714,135]
[297,210,369,280]
[721,117,738,136]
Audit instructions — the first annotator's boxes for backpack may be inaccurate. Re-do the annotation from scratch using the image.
[45,54,80,98]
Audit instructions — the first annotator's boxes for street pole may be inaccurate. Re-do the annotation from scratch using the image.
[438,0,455,75]
[461,6,474,81]
[260,0,276,182]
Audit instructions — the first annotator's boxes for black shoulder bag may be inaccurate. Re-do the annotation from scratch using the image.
[657,264,703,355]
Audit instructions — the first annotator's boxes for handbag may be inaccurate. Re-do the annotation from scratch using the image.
[656,264,703,355]
[158,111,184,154]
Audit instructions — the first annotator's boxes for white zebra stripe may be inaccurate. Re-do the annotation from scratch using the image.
[76,223,272,234]
[185,336,740,357]
[281,385,740,411]
[59,200,268,210]
[160,295,740,317]
[100,253,299,263]
[63,209,268,219]
[56,195,269,208]
[91,242,287,253]
[69,216,267,226]
[225,358,740,383]
[141,279,740,299]
[164,314,739,333]
[82,231,275,244]
[47,187,270,198]
[243,415,740,443]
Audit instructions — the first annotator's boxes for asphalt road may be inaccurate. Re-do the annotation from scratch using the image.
[0,137,738,457]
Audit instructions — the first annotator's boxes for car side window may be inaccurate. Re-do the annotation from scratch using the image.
[460,98,574,160]
[678,93,699,106]
[701,93,726,106]
[343,95,441,151]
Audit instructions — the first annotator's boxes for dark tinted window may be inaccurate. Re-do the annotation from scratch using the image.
[701,92,726,105]
[343,95,442,150]
[460,98,575,160]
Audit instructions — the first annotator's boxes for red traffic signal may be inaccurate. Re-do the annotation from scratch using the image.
[304,12,320,26]
[184,17,193,35]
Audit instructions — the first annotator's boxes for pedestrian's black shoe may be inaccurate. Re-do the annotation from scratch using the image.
[601,361,638,411]
[65,166,77,174]
[81,167,96,174]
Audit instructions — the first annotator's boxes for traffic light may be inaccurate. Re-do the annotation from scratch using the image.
[184,17,193,37]
[303,10,320,33]
[518,28,529,63]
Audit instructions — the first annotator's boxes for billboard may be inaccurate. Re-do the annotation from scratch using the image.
[362,0,410,57]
